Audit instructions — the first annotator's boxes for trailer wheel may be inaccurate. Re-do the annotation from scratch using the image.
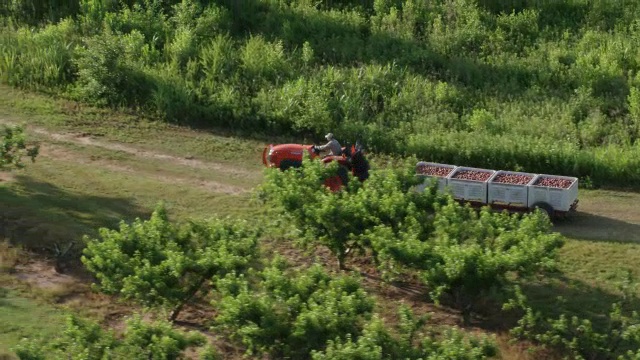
[532,202,554,218]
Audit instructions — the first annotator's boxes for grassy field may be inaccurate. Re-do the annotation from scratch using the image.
[0,289,67,357]
[1,85,640,358]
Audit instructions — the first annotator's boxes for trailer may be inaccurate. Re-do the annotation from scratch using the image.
[415,162,579,218]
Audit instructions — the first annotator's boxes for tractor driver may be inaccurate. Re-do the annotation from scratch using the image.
[316,133,342,156]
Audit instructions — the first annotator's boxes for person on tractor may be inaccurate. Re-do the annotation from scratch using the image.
[315,133,342,157]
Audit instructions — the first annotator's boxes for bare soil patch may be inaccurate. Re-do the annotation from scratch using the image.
[14,259,79,292]
[0,172,15,183]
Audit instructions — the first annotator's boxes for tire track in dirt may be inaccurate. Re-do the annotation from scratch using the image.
[42,144,249,195]
[0,119,257,194]
[0,118,259,179]
[33,128,258,178]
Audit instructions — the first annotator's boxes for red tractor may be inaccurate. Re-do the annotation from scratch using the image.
[262,142,370,191]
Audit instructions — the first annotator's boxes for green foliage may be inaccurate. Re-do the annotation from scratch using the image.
[313,306,497,360]
[358,173,564,322]
[12,314,205,360]
[504,282,640,360]
[214,258,497,359]
[259,157,431,269]
[0,125,39,170]
[72,25,153,106]
[240,35,290,88]
[0,19,77,89]
[102,0,167,43]
[417,205,564,323]
[628,85,640,143]
[81,203,260,321]
[215,260,374,359]
[5,0,640,185]
[1,0,81,25]
[261,159,564,323]
[121,314,205,359]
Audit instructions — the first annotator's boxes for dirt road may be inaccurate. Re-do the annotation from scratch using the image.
[0,119,255,195]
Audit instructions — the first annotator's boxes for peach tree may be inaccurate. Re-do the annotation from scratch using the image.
[258,156,440,270]
[214,260,374,359]
[81,203,260,321]
[215,258,497,359]
[368,201,564,324]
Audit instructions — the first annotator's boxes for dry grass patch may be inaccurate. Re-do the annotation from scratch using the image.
[0,240,20,274]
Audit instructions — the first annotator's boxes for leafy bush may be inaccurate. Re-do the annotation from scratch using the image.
[504,284,640,360]
[215,257,498,359]
[1,0,81,25]
[312,306,497,360]
[81,203,260,321]
[215,260,374,359]
[149,65,202,123]
[73,25,154,106]
[0,19,77,89]
[258,156,432,269]
[239,35,291,89]
[101,0,167,41]
[414,203,563,323]
[13,314,205,360]
[0,125,39,170]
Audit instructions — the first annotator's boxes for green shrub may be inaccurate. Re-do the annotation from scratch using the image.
[313,308,497,360]
[13,314,205,360]
[72,26,153,106]
[504,283,640,360]
[215,261,374,359]
[2,0,80,25]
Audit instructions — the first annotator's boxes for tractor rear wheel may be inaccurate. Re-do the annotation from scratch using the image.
[336,165,350,186]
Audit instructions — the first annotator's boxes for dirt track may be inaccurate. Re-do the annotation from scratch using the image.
[0,119,253,195]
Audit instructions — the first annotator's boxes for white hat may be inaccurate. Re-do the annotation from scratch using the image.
[325,133,334,140]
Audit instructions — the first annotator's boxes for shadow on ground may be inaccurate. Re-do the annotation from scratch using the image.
[554,211,640,243]
[0,175,149,253]
[476,271,640,341]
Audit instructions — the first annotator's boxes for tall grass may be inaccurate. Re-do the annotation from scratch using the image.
[0,19,76,90]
